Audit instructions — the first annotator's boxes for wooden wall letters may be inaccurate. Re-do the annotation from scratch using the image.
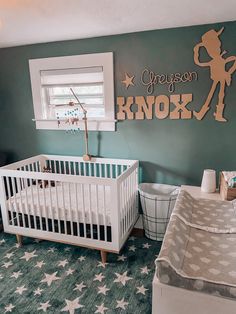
[117,27,236,122]
[117,94,193,120]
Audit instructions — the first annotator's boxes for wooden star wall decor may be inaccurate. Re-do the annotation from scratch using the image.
[121,73,135,89]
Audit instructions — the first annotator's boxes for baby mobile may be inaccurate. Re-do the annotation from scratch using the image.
[56,88,91,161]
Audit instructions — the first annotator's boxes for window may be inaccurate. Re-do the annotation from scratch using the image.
[29,53,115,131]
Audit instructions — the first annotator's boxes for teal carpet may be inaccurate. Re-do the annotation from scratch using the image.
[0,233,161,313]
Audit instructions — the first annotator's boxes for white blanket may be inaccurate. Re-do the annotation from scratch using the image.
[8,183,111,225]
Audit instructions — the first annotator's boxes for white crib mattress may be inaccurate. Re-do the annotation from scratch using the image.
[8,183,111,225]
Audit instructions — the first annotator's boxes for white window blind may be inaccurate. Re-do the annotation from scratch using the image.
[40,67,105,118]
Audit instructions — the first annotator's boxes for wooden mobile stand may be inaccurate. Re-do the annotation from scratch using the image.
[70,88,92,162]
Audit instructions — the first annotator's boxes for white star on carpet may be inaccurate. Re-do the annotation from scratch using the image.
[15,243,20,249]
[20,250,37,261]
[128,245,136,252]
[0,239,6,245]
[97,261,107,268]
[58,259,68,267]
[4,252,14,259]
[11,271,23,279]
[116,298,129,310]
[37,301,51,312]
[15,285,27,295]
[93,273,105,282]
[2,261,13,269]
[73,282,86,292]
[34,287,43,296]
[61,297,84,314]
[114,271,132,286]
[98,284,110,295]
[95,303,108,314]
[78,256,86,262]
[117,255,127,262]
[143,243,151,249]
[136,285,148,295]
[140,266,150,275]
[0,274,3,279]
[41,272,60,286]
[35,261,45,269]
[65,268,74,276]
[47,247,56,253]
[4,303,15,313]
[64,247,71,252]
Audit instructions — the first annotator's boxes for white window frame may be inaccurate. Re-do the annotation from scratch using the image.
[29,52,115,131]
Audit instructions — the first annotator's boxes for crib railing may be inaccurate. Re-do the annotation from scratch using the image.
[0,155,139,253]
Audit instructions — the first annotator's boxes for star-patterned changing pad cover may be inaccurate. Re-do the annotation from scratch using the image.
[156,191,236,298]
[173,190,236,233]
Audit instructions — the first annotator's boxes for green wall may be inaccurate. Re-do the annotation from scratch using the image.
[0,21,235,185]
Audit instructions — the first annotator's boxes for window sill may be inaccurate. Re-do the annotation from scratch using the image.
[33,119,116,131]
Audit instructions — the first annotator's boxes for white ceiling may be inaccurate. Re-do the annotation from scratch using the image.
[0,0,235,48]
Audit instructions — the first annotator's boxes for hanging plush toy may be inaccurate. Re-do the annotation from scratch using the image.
[39,166,56,188]
[33,166,55,188]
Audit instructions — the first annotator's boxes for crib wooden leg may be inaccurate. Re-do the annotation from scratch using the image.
[100,250,107,264]
[16,234,23,247]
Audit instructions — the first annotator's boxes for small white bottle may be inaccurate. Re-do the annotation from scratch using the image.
[201,169,216,193]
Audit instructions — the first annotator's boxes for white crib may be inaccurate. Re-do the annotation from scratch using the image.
[0,155,139,262]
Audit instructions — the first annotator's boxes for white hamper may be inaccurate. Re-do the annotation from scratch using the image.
[139,183,179,241]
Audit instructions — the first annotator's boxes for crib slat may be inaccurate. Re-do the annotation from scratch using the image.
[48,181,55,233]
[130,172,134,224]
[94,184,100,240]
[5,177,14,226]
[74,183,80,236]
[35,179,43,231]
[123,179,126,233]
[16,177,26,228]
[80,184,87,238]
[33,162,36,172]
[38,161,42,172]
[58,161,62,174]
[128,175,132,227]
[24,178,32,229]
[79,162,82,176]
[102,185,107,242]
[121,181,124,236]
[55,182,61,234]
[68,183,73,235]
[88,163,91,177]
[105,164,107,178]
[87,184,93,239]
[61,182,67,235]
[30,178,37,229]
[42,183,49,231]
[99,164,102,178]
[11,177,20,227]
[125,177,128,232]
[94,164,97,178]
